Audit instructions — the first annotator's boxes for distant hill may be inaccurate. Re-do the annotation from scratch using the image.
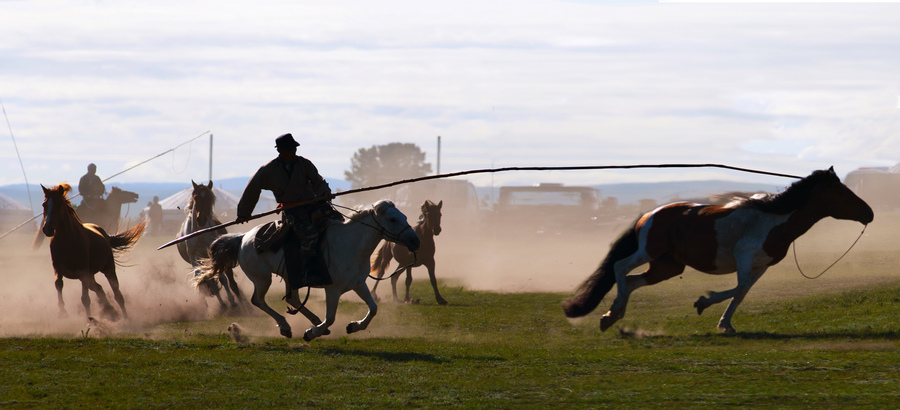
[0,178,784,227]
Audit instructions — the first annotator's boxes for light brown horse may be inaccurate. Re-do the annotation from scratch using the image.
[563,168,873,333]
[370,200,446,305]
[35,184,146,320]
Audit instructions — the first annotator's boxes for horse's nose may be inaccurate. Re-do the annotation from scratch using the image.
[433,227,442,236]
[861,206,874,225]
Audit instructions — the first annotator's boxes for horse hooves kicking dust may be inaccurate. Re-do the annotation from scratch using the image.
[194,200,420,341]
[562,168,873,334]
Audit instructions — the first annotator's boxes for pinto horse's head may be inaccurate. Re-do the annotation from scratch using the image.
[813,167,874,225]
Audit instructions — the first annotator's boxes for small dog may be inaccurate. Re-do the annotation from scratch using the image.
[227,322,248,343]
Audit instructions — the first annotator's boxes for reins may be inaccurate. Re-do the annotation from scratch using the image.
[793,224,867,279]
[330,203,420,281]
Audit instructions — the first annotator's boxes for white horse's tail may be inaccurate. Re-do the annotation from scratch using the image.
[193,233,243,289]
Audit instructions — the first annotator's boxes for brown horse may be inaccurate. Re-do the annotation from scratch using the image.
[76,186,140,233]
[563,167,874,333]
[35,184,146,320]
[370,200,446,305]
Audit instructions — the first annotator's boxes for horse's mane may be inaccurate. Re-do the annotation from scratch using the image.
[344,200,394,224]
[47,183,84,223]
[732,169,835,214]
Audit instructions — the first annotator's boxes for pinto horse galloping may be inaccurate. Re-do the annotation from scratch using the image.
[36,184,147,320]
[370,200,446,305]
[563,167,873,333]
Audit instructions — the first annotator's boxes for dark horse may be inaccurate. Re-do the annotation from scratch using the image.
[76,186,140,233]
[563,168,874,333]
[176,180,244,310]
[370,200,447,305]
[35,184,147,320]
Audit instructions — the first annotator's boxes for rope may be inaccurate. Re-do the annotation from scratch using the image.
[0,131,212,240]
[793,225,867,279]
[158,163,802,250]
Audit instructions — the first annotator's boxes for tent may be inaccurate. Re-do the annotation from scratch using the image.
[0,193,34,233]
[142,187,242,234]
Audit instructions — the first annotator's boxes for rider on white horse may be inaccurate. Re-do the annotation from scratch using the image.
[235,133,336,294]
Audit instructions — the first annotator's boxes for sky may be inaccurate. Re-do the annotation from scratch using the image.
[2,0,899,191]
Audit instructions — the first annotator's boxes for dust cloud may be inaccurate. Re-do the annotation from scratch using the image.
[1,206,898,340]
[0,231,244,338]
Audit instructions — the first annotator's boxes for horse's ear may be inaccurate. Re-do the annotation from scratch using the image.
[192,180,198,189]
[438,200,443,208]
[41,184,49,194]
[207,181,213,189]
[828,166,835,174]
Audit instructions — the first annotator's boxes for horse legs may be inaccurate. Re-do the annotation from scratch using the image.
[87,276,120,321]
[303,287,341,342]
[55,274,68,319]
[249,273,293,338]
[101,265,128,320]
[425,262,447,305]
[694,265,767,333]
[390,269,409,303]
[221,267,245,309]
[601,253,682,331]
[346,282,378,335]
[602,250,652,331]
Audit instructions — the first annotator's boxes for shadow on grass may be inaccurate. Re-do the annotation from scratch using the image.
[628,330,900,343]
[319,346,507,364]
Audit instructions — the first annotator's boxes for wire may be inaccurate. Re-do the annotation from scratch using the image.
[0,130,212,240]
[1,99,34,214]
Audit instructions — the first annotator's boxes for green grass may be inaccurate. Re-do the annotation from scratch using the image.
[2,281,899,408]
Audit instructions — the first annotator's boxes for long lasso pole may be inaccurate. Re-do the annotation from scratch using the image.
[0,131,212,241]
[158,163,802,250]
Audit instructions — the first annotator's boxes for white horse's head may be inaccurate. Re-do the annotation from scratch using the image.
[372,200,420,251]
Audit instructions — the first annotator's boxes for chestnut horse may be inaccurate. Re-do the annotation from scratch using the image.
[76,186,140,234]
[176,180,244,311]
[370,200,446,305]
[36,184,147,320]
[563,167,873,333]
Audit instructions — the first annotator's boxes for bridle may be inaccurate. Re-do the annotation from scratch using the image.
[331,203,419,281]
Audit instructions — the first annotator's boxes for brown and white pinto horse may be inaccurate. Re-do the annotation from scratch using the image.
[563,167,874,333]
[36,184,147,320]
[370,200,446,305]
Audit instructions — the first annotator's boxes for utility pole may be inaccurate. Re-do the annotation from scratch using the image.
[209,133,214,183]
[436,136,441,175]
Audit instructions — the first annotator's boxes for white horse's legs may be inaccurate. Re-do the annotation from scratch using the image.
[248,272,293,338]
[346,282,378,334]
[303,288,341,342]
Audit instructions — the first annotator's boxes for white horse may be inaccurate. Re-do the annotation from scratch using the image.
[194,200,420,341]
[176,180,244,310]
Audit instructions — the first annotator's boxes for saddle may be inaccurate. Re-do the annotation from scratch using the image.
[253,205,343,283]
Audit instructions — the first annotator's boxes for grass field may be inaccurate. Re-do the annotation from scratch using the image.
[2,217,899,407]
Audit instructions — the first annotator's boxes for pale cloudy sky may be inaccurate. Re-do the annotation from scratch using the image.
[2,0,899,189]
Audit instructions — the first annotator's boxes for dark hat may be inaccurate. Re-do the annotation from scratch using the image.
[275,133,300,149]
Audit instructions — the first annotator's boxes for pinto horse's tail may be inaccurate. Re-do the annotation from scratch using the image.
[369,241,394,279]
[562,221,640,318]
[193,233,243,289]
[109,221,147,259]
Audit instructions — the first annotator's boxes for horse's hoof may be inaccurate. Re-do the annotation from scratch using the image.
[280,327,292,339]
[718,325,736,334]
[437,298,448,306]
[599,312,618,332]
[303,329,314,342]
[694,298,707,316]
